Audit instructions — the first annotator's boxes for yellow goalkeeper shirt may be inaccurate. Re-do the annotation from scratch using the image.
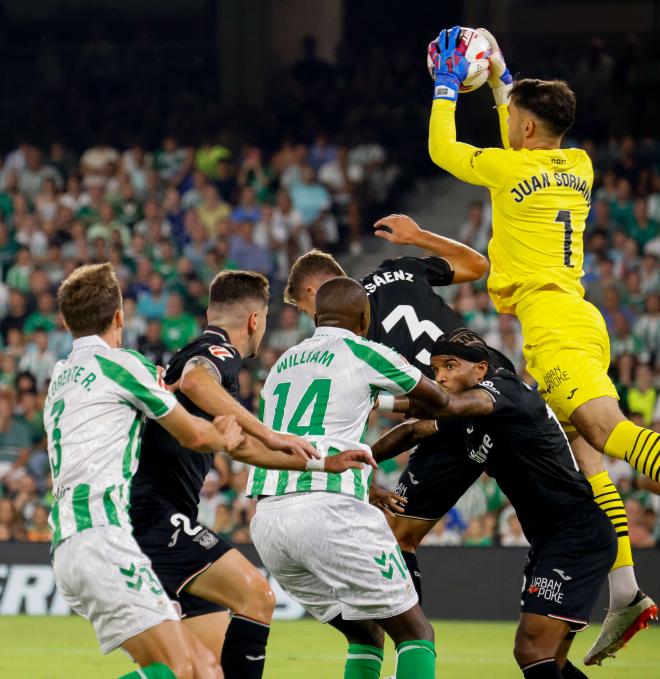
[429,99,593,314]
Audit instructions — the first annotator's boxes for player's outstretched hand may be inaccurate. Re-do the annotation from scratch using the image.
[476,27,513,105]
[374,214,422,246]
[266,431,320,460]
[212,414,245,452]
[428,26,470,102]
[325,450,378,473]
[369,482,408,517]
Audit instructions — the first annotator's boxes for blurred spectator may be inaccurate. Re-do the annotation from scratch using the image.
[625,363,657,426]
[267,307,306,354]
[0,496,26,542]
[0,392,30,482]
[228,221,274,277]
[458,201,491,255]
[161,293,199,352]
[138,320,171,368]
[18,329,56,391]
[26,504,51,542]
[499,506,529,547]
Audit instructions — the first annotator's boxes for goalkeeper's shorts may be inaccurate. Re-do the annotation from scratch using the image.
[517,289,619,433]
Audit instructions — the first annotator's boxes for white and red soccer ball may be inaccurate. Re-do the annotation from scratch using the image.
[427,27,493,93]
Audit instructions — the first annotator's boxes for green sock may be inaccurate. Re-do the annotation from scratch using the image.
[396,639,436,679]
[344,643,384,678]
[119,663,177,679]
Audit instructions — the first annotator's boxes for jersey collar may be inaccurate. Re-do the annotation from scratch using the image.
[71,335,112,352]
[313,326,359,340]
[204,325,230,343]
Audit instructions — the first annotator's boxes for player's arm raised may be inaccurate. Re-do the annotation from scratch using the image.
[179,357,318,460]
[374,214,488,283]
[477,27,513,150]
[371,418,438,463]
[427,27,510,188]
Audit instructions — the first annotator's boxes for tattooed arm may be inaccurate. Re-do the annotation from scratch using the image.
[179,357,318,459]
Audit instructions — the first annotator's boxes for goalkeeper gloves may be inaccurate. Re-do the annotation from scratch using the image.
[476,27,513,106]
[428,26,470,102]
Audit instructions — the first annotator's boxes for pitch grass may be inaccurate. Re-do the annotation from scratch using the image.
[0,616,658,678]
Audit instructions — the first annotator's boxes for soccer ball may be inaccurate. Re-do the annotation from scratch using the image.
[427,27,492,93]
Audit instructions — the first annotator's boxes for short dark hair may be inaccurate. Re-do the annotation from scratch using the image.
[58,263,122,337]
[284,250,346,304]
[510,78,576,137]
[209,270,269,309]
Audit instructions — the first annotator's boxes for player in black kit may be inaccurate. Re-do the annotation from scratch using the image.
[372,328,617,679]
[131,271,374,679]
[284,213,515,601]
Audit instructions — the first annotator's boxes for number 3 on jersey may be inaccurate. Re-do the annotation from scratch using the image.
[555,210,574,268]
[272,379,330,435]
[49,398,66,478]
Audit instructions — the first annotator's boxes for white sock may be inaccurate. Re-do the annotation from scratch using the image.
[608,565,639,610]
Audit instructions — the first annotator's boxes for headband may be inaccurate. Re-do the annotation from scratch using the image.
[431,341,489,363]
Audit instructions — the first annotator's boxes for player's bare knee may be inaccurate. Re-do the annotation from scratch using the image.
[419,617,434,642]
[239,570,275,621]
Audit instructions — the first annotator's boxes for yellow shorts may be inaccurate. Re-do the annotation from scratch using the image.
[517,289,619,432]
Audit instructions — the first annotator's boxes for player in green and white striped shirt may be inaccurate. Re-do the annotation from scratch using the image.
[249,278,452,679]
[48,263,244,679]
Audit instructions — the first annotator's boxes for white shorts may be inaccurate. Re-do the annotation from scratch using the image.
[250,492,418,623]
[52,525,179,654]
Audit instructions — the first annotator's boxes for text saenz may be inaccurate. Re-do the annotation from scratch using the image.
[364,270,414,295]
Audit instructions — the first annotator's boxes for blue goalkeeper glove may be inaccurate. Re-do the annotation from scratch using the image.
[428,26,470,102]
[476,28,513,106]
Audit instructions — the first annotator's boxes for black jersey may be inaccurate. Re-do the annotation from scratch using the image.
[361,256,463,377]
[457,369,594,542]
[130,326,241,522]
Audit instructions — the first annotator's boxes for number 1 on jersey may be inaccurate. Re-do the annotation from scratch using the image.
[555,210,574,268]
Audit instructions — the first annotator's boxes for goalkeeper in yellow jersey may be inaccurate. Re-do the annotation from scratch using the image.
[427,26,657,669]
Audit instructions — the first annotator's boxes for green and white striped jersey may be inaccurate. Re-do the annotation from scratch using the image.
[45,335,177,548]
[246,326,422,501]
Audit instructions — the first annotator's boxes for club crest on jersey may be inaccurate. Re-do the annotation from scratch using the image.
[193,529,219,549]
[208,345,233,361]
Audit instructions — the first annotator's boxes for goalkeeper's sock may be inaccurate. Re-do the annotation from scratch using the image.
[560,659,589,678]
[119,664,176,679]
[401,551,423,604]
[396,640,435,678]
[587,470,636,584]
[220,614,270,679]
[521,659,562,678]
[604,420,660,482]
[344,644,383,679]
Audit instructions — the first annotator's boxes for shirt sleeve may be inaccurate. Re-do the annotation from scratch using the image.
[417,256,455,286]
[474,376,519,417]
[428,99,512,190]
[95,350,178,420]
[344,337,422,396]
[180,342,242,386]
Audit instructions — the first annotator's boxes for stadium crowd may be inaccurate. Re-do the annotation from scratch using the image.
[0,130,658,551]
[0,24,658,550]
